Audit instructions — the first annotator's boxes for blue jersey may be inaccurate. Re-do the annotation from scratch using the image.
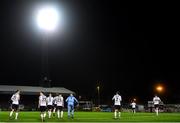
[66,96,78,106]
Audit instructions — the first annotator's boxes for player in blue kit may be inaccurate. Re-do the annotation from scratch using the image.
[65,94,78,119]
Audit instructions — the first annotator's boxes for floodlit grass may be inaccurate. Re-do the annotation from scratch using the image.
[0,111,180,122]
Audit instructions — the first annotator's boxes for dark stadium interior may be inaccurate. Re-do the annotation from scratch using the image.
[0,0,179,106]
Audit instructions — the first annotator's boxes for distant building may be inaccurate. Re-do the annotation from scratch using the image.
[0,85,75,111]
[0,85,75,95]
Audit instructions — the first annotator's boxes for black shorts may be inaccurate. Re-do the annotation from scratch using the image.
[47,105,53,110]
[114,105,121,110]
[56,106,63,111]
[40,106,47,112]
[12,104,19,111]
[132,107,136,110]
[53,104,57,108]
[154,104,159,108]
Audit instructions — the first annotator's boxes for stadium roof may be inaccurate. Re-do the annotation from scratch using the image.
[0,85,75,95]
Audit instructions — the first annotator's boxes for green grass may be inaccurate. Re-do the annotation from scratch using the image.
[0,111,180,122]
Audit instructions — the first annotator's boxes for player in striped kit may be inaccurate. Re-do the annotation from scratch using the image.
[38,92,47,122]
[131,100,136,114]
[112,91,122,119]
[9,90,20,120]
[53,94,58,116]
[56,94,64,118]
[153,94,161,116]
[46,93,54,118]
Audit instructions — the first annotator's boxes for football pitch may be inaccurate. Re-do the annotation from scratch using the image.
[1,111,180,122]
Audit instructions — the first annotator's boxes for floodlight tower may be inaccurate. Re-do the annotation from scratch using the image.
[36,6,59,87]
[97,86,100,105]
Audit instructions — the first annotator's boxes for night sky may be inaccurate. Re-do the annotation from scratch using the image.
[0,0,179,104]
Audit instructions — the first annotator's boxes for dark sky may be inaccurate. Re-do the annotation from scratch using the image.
[0,0,179,104]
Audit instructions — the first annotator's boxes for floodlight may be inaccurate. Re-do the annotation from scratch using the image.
[37,7,59,31]
[156,85,163,92]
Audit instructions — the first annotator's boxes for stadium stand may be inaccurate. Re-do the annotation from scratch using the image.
[0,85,75,95]
[0,85,75,111]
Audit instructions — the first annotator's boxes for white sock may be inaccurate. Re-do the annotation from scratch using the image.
[53,108,56,113]
[49,111,51,118]
[10,111,13,117]
[60,111,63,118]
[119,112,121,118]
[114,111,117,118]
[57,110,60,118]
[156,109,158,116]
[41,114,43,120]
[15,112,18,119]
[44,112,46,118]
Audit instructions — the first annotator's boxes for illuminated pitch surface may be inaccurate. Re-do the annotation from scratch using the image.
[1,112,180,122]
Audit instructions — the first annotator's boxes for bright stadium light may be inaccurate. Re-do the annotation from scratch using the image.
[36,6,59,31]
[156,85,163,92]
[35,5,61,84]
[97,86,100,91]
